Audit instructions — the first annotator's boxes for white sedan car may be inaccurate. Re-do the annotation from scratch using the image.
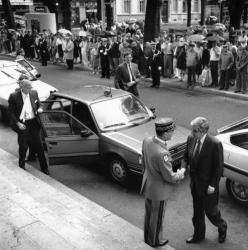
[0,59,57,122]
[217,118,248,205]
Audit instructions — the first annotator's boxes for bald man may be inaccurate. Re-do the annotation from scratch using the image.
[8,80,49,174]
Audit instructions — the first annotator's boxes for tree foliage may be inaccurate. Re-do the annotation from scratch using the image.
[228,0,245,29]
[2,0,15,28]
[187,0,191,27]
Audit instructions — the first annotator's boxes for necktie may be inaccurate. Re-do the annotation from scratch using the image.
[127,63,133,82]
[194,140,201,159]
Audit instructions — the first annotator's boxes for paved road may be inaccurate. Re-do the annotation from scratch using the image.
[1,59,248,250]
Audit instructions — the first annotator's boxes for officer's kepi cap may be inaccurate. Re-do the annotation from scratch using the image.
[155,117,176,132]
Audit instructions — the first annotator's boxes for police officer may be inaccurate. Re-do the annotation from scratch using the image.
[98,38,110,79]
[148,42,163,88]
[140,117,185,247]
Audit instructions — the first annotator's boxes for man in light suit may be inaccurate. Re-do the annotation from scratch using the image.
[8,79,49,174]
[181,117,227,244]
[141,117,185,247]
[114,51,141,97]
[64,35,74,70]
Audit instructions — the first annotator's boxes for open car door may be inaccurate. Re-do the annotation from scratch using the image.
[16,58,40,78]
[39,110,99,165]
[217,117,248,134]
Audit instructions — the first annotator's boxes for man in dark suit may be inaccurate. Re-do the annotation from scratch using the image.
[181,117,227,244]
[8,79,49,175]
[141,117,185,247]
[114,51,141,97]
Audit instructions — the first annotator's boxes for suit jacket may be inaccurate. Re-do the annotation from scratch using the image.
[140,136,179,201]
[115,62,141,91]
[8,89,42,132]
[183,134,224,196]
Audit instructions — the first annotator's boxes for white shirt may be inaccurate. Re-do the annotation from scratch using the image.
[210,46,221,61]
[19,92,35,122]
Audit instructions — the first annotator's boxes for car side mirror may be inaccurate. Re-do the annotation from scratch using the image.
[80,129,93,137]
[36,73,41,78]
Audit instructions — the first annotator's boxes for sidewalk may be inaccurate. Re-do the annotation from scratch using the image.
[1,52,248,102]
[0,148,163,250]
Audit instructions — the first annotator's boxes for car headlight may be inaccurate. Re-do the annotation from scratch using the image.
[138,155,142,165]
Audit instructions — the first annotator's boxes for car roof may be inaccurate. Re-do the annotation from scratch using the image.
[51,85,130,104]
[0,60,18,68]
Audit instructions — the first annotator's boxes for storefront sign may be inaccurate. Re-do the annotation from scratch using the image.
[35,6,46,12]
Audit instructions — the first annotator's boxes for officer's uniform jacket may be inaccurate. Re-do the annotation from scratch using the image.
[140,136,179,201]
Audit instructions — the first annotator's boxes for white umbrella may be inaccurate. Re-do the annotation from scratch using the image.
[58,28,72,36]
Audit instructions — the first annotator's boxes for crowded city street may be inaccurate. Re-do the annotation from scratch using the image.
[0,57,247,250]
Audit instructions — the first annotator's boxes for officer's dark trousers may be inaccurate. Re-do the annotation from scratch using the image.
[191,184,227,239]
[18,119,48,171]
[100,57,110,78]
[151,69,160,87]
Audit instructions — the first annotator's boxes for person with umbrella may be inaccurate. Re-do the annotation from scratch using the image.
[219,44,234,91]
[64,35,74,70]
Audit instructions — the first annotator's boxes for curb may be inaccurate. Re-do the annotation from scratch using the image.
[1,52,248,101]
[142,78,248,102]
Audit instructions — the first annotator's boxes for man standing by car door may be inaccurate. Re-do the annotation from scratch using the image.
[181,117,227,244]
[114,51,141,97]
[141,117,185,248]
[8,79,49,175]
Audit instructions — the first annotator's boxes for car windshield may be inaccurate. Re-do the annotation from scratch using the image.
[91,95,151,131]
[0,65,34,81]
[0,70,16,85]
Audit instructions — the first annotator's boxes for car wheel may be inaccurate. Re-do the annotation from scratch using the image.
[108,156,128,184]
[226,178,248,205]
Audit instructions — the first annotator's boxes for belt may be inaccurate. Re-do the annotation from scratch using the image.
[24,118,36,123]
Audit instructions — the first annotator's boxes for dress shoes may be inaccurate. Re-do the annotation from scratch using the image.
[218,227,227,243]
[234,89,241,93]
[42,169,50,175]
[19,166,26,170]
[150,85,155,88]
[151,239,169,247]
[186,236,204,244]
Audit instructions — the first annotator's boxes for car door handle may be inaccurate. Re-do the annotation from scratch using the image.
[49,142,58,145]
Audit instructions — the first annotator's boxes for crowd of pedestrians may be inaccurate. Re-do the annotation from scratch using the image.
[1,20,248,94]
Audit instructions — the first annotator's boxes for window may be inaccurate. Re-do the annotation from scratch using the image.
[124,0,131,13]
[182,0,187,13]
[139,0,145,13]
[193,0,199,12]
[173,0,178,13]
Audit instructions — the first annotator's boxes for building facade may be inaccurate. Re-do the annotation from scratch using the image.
[115,0,201,24]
